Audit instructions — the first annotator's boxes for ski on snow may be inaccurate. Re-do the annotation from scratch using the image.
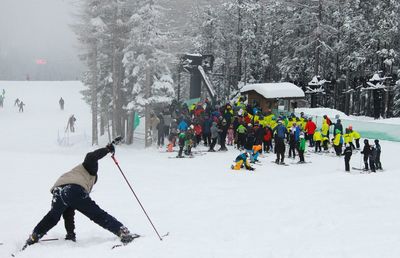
[11,238,60,257]
[270,161,289,166]
[111,234,142,249]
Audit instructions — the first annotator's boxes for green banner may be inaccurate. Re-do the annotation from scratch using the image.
[184,98,201,108]
[134,113,140,130]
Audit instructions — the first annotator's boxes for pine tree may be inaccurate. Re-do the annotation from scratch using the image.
[123,0,174,114]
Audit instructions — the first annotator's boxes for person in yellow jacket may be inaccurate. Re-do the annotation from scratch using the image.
[313,129,322,152]
[349,126,361,149]
[343,128,355,149]
[332,129,344,156]
[269,118,278,130]
[321,122,330,150]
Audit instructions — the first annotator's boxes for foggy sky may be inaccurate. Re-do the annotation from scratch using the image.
[0,0,83,80]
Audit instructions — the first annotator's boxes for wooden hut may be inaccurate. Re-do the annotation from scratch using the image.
[240,82,305,113]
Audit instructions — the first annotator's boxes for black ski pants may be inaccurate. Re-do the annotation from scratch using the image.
[298,149,305,162]
[33,184,123,238]
[315,141,322,152]
[209,137,217,151]
[375,152,382,170]
[344,155,351,171]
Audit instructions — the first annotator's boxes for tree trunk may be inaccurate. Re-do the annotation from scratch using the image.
[236,0,243,81]
[90,42,99,146]
[145,65,152,147]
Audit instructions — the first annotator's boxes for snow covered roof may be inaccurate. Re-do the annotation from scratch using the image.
[240,82,305,99]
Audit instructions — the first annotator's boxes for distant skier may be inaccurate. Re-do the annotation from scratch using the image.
[227,124,234,146]
[59,97,65,110]
[208,122,219,152]
[66,115,77,132]
[361,139,375,172]
[349,126,361,149]
[321,120,330,151]
[333,119,343,136]
[177,131,186,158]
[304,117,316,147]
[23,144,138,250]
[313,129,322,152]
[14,98,20,106]
[274,120,287,164]
[332,129,343,156]
[374,139,383,170]
[18,101,25,112]
[184,125,195,156]
[0,95,3,108]
[370,145,377,172]
[156,113,165,147]
[343,143,352,172]
[288,122,300,159]
[297,133,306,163]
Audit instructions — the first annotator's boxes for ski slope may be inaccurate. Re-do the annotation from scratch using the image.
[1,81,400,258]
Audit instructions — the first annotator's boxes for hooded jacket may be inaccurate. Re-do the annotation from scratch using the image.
[51,147,110,193]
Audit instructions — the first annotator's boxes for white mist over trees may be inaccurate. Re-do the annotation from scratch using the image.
[74,0,174,144]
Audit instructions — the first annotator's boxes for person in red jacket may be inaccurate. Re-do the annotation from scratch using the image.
[304,117,317,147]
[262,125,273,153]
[194,123,203,146]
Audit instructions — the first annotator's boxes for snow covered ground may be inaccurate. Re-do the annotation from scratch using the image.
[1,81,400,258]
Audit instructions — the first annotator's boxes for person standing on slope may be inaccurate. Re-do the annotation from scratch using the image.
[274,120,287,164]
[59,97,65,110]
[343,143,352,172]
[23,144,138,249]
[374,139,383,170]
[297,133,306,163]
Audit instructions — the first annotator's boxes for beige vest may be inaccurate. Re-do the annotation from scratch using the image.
[51,164,96,193]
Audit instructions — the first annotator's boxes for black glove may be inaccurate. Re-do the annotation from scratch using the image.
[112,136,123,145]
[106,143,115,154]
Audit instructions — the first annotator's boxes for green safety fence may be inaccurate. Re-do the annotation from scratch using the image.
[300,113,400,142]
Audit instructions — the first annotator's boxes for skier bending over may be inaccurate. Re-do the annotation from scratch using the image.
[23,144,138,249]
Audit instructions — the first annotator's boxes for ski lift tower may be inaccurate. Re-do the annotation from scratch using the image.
[180,54,217,104]
[305,75,330,108]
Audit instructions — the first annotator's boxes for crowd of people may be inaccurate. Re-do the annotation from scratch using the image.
[151,98,383,173]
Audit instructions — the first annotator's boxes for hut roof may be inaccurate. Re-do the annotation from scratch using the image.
[240,82,305,99]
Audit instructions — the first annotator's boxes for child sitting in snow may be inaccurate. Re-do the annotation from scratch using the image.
[231,152,255,171]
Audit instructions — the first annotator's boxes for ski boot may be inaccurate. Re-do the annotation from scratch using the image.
[23,232,41,250]
[118,226,140,244]
[65,232,76,242]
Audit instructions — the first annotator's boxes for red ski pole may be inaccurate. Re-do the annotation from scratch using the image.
[111,154,164,241]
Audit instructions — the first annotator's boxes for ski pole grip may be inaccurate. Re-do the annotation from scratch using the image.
[111,155,119,165]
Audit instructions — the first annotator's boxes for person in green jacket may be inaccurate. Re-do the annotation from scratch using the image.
[298,133,306,163]
[236,123,247,149]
